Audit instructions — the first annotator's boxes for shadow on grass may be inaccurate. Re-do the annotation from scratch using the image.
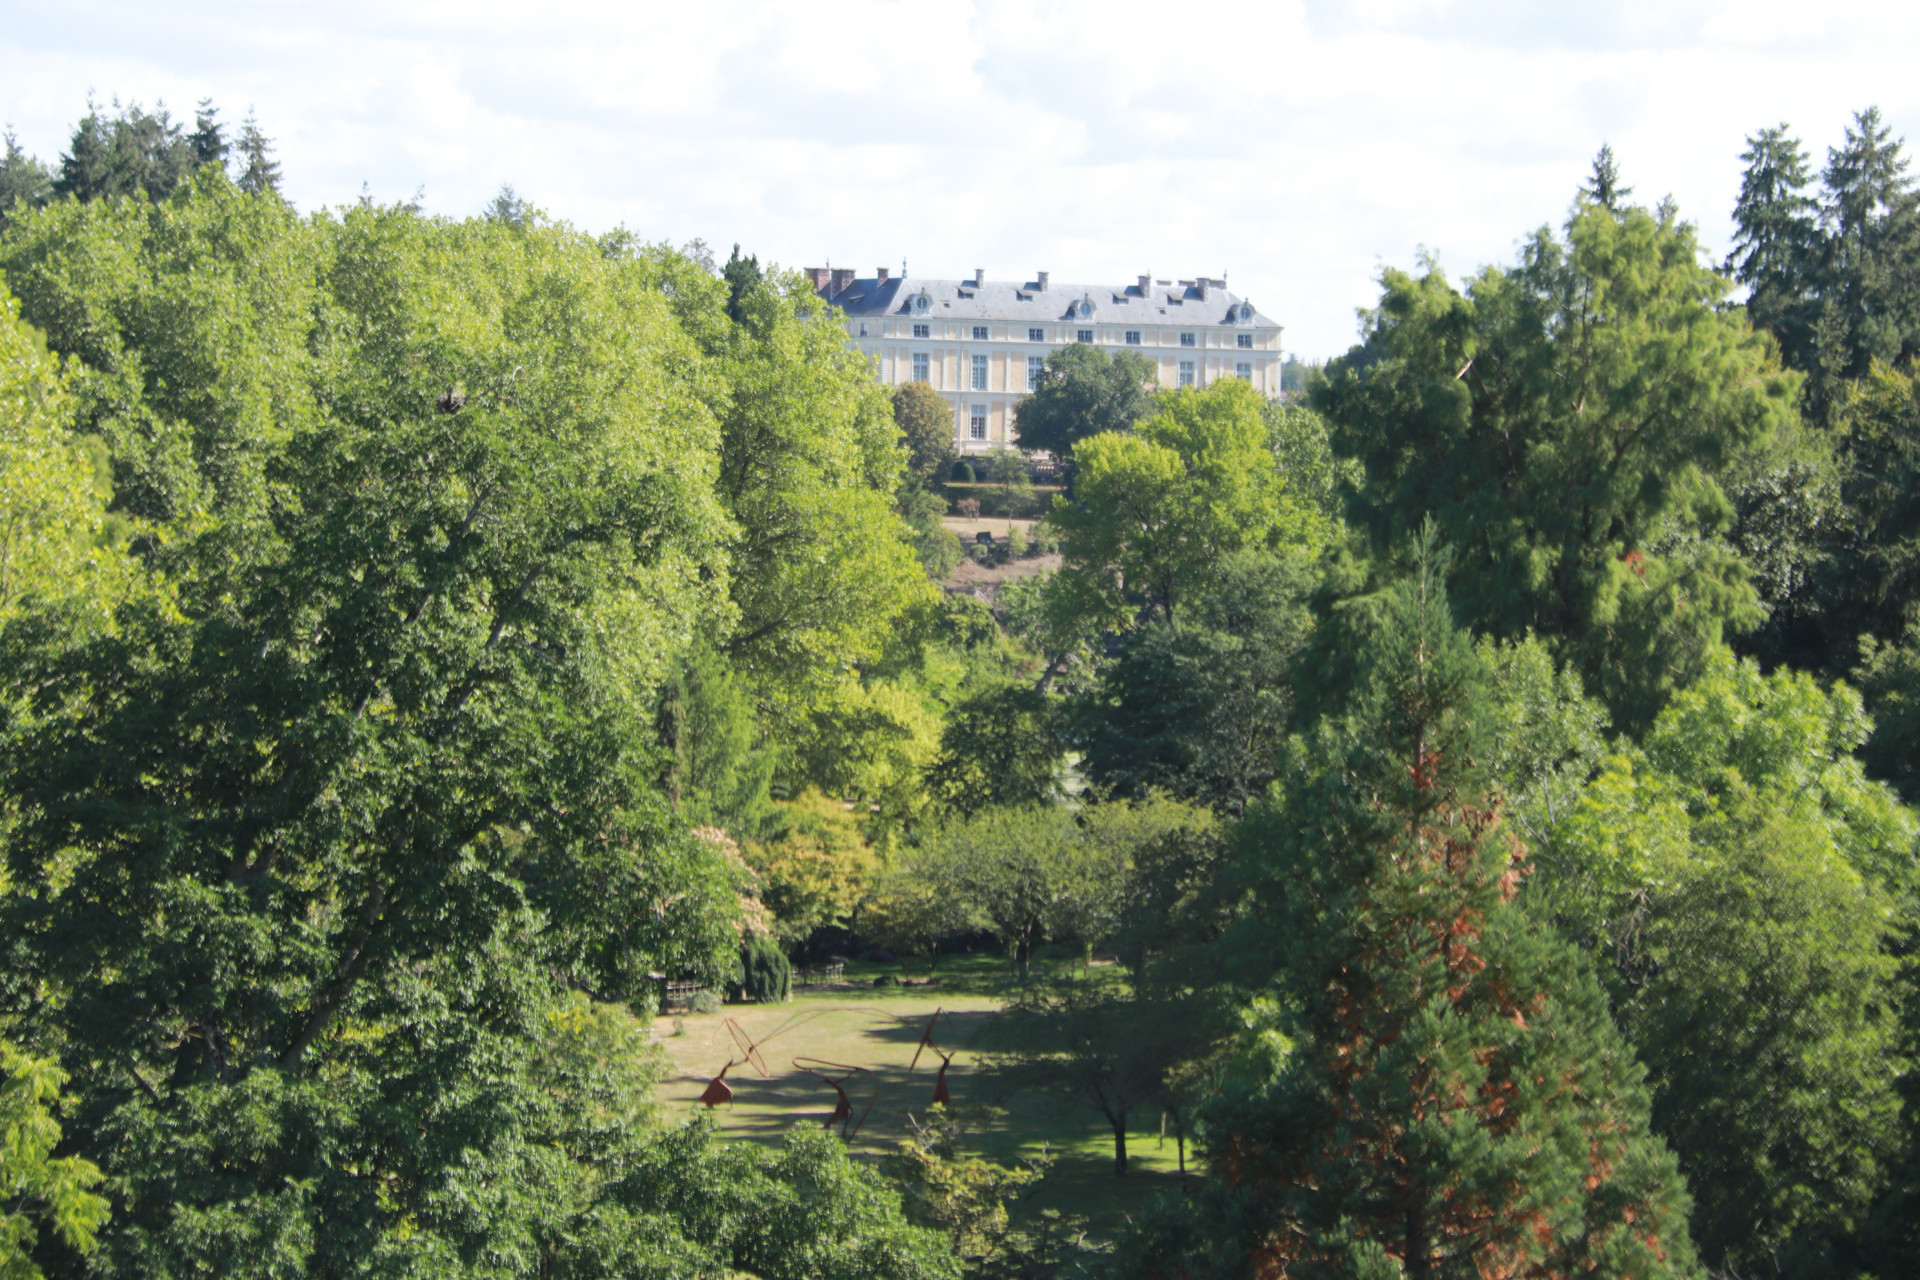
[652,966,1199,1244]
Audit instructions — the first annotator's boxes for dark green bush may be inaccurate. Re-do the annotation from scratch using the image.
[737,934,792,1004]
[952,460,976,483]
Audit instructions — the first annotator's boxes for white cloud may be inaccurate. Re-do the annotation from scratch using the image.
[2,0,1918,356]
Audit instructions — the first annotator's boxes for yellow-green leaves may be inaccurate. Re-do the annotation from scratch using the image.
[1048,378,1327,633]
[0,290,125,622]
[0,1042,109,1278]
[1319,198,1800,729]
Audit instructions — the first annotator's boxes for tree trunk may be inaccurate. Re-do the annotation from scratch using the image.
[1404,1198,1431,1280]
[1111,1108,1129,1176]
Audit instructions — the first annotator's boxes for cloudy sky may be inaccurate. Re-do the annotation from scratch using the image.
[4,0,1918,357]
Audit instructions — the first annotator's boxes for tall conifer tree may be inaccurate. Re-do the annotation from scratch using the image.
[234,108,281,196]
[1147,552,1699,1278]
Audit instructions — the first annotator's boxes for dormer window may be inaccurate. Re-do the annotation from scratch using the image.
[912,291,932,315]
[1076,298,1094,320]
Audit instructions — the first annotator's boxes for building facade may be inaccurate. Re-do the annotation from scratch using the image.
[808,267,1283,455]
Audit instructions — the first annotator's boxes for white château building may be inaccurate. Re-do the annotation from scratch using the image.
[808,267,1283,455]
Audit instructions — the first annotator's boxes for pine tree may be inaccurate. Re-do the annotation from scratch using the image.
[0,128,50,227]
[1581,142,1633,210]
[1728,125,1822,373]
[1814,107,1920,405]
[485,182,533,228]
[189,98,227,169]
[234,108,281,196]
[1185,555,1699,1278]
[724,243,763,324]
[52,97,193,202]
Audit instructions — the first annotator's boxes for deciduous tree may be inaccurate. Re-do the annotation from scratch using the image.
[1315,196,1797,728]
[894,379,956,482]
[1012,342,1155,462]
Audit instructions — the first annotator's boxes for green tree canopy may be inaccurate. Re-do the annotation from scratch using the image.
[51,97,202,205]
[1011,342,1156,461]
[1048,378,1323,633]
[1315,197,1798,728]
[0,188,934,1276]
[1520,649,1914,1272]
[708,268,931,695]
[923,681,1061,817]
[894,379,956,482]
[1152,561,1698,1279]
[1071,549,1314,814]
[0,1043,110,1279]
[918,807,1102,972]
[0,286,128,621]
[0,131,50,229]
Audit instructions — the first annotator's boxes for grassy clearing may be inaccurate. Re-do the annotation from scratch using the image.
[650,954,1197,1232]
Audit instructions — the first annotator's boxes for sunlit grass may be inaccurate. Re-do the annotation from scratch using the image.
[651,953,1198,1233]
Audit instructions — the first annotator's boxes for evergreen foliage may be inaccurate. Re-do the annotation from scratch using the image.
[723,242,764,323]
[0,130,51,228]
[1580,142,1634,210]
[188,99,228,169]
[1142,560,1698,1279]
[51,98,199,203]
[233,109,281,196]
[737,933,793,1004]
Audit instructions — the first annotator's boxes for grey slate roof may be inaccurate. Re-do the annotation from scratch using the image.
[824,276,1275,329]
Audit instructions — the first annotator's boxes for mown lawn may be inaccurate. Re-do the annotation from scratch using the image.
[650,954,1198,1234]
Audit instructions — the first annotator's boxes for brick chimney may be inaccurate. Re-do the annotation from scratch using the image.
[1198,279,1211,301]
[974,268,986,287]
[830,268,856,295]
[1137,274,1150,295]
[1036,271,1049,291]
[806,267,831,293]
[877,267,889,283]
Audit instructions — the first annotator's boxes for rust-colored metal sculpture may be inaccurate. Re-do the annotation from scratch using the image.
[698,1017,774,1107]
[887,1007,959,1108]
[793,1057,880,1139]
[928,1046,956,1106]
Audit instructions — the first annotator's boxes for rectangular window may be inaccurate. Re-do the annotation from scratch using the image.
[971,355,988,390]
[972,325,989,341]
[1028,327,1045,342]
[912,352,930,382]
[913,323,930,339]
[1027,356,1044,391]
[1237,332,1253,349]
[1124,330,1141,345]
[1076,328,1094,343]
[969,405,988,440]
[858,322,868,337]
[1236,361,1252,380]
[1179,360,1195,388]
[1180,332,1195,347]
